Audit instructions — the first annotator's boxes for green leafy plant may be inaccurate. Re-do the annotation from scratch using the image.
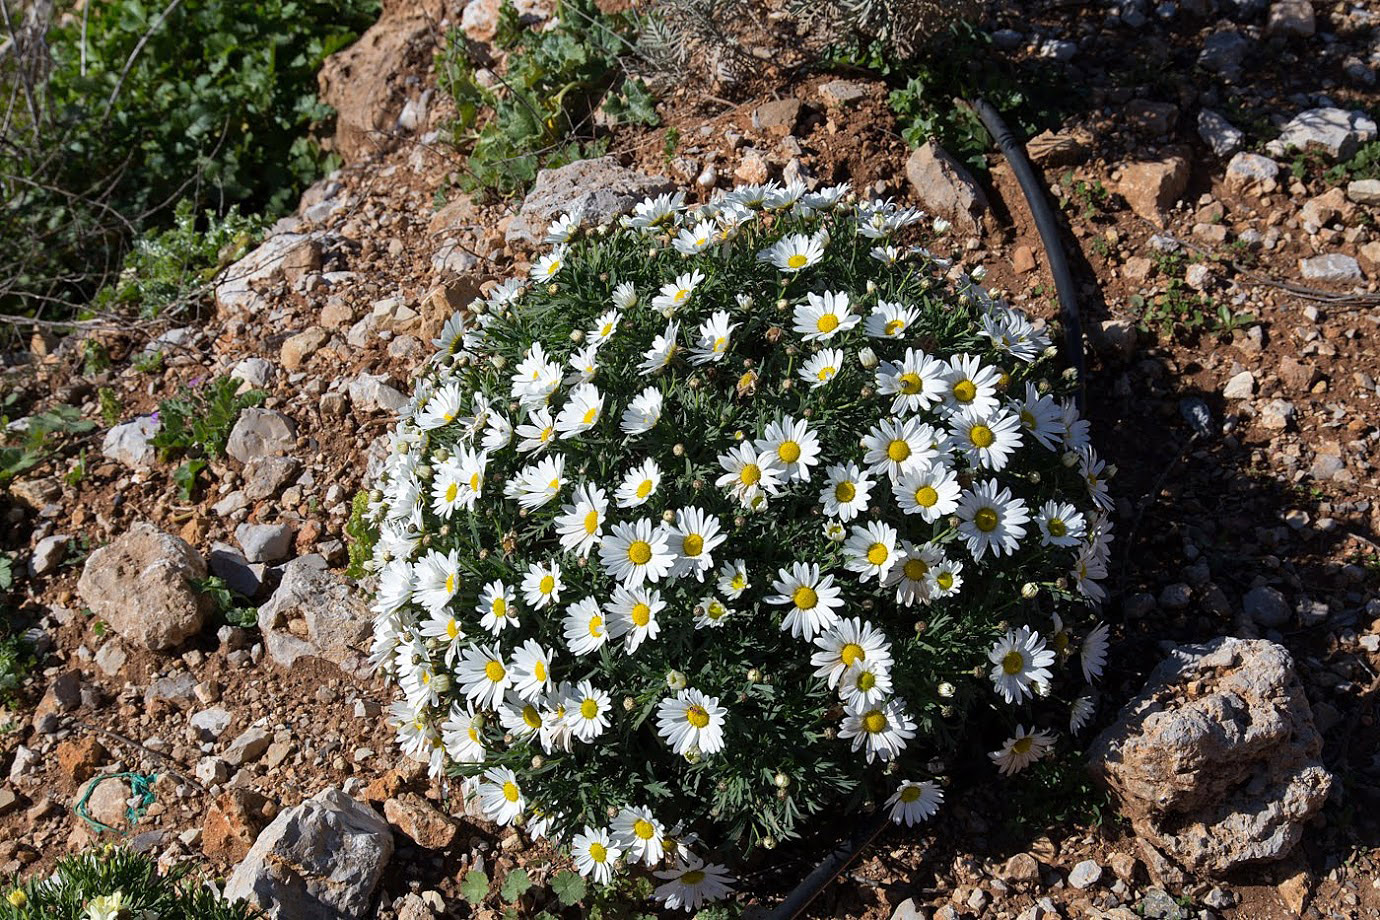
[1060,172,1110,220]
[64,449,88,487]
[132,350,167,375]
[1,845,261,919]
[345,489,381,579]
[82,340,112,376]
[369,186,1113,905]
[438,0,658,197]
[97,387,123,427]
[460,868,491,905]
[194,576,259,629]
[149,377,265,462]
[500,867,534,902]
[0,405,97,486]
[172,459,209,502]
[1133,251,1253,340]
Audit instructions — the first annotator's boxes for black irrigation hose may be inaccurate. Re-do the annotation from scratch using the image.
[971,98,1087,412]
[763,100,1090,920]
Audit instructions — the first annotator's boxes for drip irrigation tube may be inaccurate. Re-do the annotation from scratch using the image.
[971,98,1087,412]
[764,100,1089,920]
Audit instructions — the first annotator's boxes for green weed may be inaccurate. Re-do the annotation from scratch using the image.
[194,576,259,629]
[149,377,265,462]
[344,490,380,578]
[0,404,97,487]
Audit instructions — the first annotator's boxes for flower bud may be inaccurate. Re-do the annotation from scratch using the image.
[623,696,637,711]
[761,836,777,850]
[746,667,763,683]
[858,347,879,369]
[570,329,584,343]
[937,681,956,698]
[666,670,688,690]
[773,772,790,789]
[531,755,544,769]
[1021,582,1039,599]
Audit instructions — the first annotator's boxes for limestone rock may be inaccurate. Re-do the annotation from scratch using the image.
[235,523,294,564]
[1088,637,1332,875]
[505,156,674,245]
[30,534,69,576]
[257,556,373,676]
[1115,157,1189,226]
[1347,179,1380,206]
[215,233,324,317]
[226,409,297,465]
[101,417,159,469]
[1300,253,1362,283]
[1197,110,1245,158]
[347,374,408,414]
[1224,152,1279,193]
[204,788,276,862]
[77,522,210,651]
[904,141,989,232]
[1266,0,1314,37]
[224,787,392,919]
[1267,107,1378,161]
[383,793,457,849]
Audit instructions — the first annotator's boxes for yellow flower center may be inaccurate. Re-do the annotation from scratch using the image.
[674,289,689,303]
[485,660,506,682]
[816,313,840,334]
[682,534,704,557]
[547,259,561,276]
[588,615,604,637]
[1001,650,1025,675]
[953,379,977,403]
[636,478,654,498]
[534,660,547,682]
[685,704,711,728]
[714,336,727,352]
[856,670,876,692]
[974,508,999,532]
[816,365,836,381]
[7,890,26,908]
[582,407,598,425]
[445,483,459,502]
[840,642,865,666]
[914,485,939,508]
[539,574,555,595]
[887,439,910,462]
[540,426,554,442]
[834,481,856,503]
[730,574,746,592]
[1020,409,1035,429]
[470,473,481,491]
[446,619,460,639]
[899,785,923,803]
[787,253,808,268]
[792,586,818,609]
[866,543,889,566]
[584,510,600,534]
[903,559,929,581]
[777,440,801,464]
[739,463,762,486]
[1054,631,1070,652]
[589,842,608,863]
[445,573,456,595]
[628,540,653,566]
[1048,518,1067,537]
[580,698,599,719]
[631,603,652,627]
[862,710,888,733]
[898,372,923,395]
[522,706,542,729]
[502,781,520,802]
[969,425,995,448]
[468,726,480,743]
[1012,737,1034,754]
[492,597,507,618]
[935,571,954,591]
[634,818,656,840]
[884,319,904,336]
[601,323,613,336]
[682,869,706,885]
[548,477,561,491]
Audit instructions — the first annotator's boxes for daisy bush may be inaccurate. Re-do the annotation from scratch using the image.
[366,180,1113,907]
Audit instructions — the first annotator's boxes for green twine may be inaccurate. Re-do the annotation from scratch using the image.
[74,771,159,835]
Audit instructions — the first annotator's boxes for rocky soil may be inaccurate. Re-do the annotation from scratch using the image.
[3,0,1380,918]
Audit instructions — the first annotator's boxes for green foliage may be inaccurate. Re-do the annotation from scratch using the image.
[500,867,533,902]
[93,201,265,318]
[0,845,261,919]
[149,377,265,462]
[0,627,35,705]
[1059,172,1110,221]
[82,340,112,376]
[133,350,167,375]
[194,576,259,629]
[999,747,1113,835]
[345,489,380,578]
[0,404,97,486]
[172,459,208,502]
[438,0,657,197]
[549,869,587,907]
[588,876,656,920]
[1,0,378,315]
[1131,251,1254,341]
[460,868,491,904]
[97,387,124,427]
[64,449,88,488]
[662,126,682,162]
[1326,139,1380,183]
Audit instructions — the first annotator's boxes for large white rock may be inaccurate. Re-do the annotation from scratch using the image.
[77,522,210,651]
[101,416,160,468]
[257,556,373,677]
[505,156,674,245]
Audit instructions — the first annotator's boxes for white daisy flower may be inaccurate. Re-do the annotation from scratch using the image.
[811,617,894,688]
[758,232,825,272]
[563,597,609,656]
[530,244,568,281]
[638,320,680,375]
[515,406,558,453]
[441,703,486,763]
[565,344,600,385]
[612,806,667,867]
[665,506,725,581]
[625,190,685,231]
[652,270,704,316]
[767,562,844,640]
[416,380,466,430]
[839,696,916,763]
[412,548,461,615]
[1014,382,1063,451]
[689,310,738,365]
[1036,500,1087,548]
[673,218,719,255]
[990,725,1055,775]
[819,461,874,522]
[956,480,1029,559]
[544,211,579,244]
[511,638,554,700]
[566,679,611,741]
[505,454,567,509]
[989,626,1055,704]
[868,245,902,267]
[756,415,821,482]
[653,855,735,911]
[656,687,727,756]
[802,181,850,210]
[475,580,517,634]
[715,559,749,599]
[1082,622,1110,682]
[842,520,899,583]
[510,342,562,409]
[539,683,576,754]
[1061,398,1092,452]
[482,411,513,452]
[799,347,845,388]
[861,416,942,479]
[620,386,664,436]
[877,347,947,414]
[764,179,808,210]
[589,309,621,345]
[457,642,512,709]
[839,658,893,708]
[886,780,944,826]
[942,353,1002,418]
[572,825,621,884]
[981,309,1049,364]
[599,518,676,586]
[479,766,525,825]
[949,410,1023,471]
[430,458,469,518]
[694,595,734,628]
[606,584,665,653]
[499,691,546,740]
[884,540,942,607]
[793,290,859,343]
[863,300,920,340]
[1070,695,1096,733]
[612,281,638,309]
[555,383,604,438]
[419,607,465,661]
[1079,447,1113,511]
[521,560,564,609]
[893,462,961,522]
[715,442,785,506]
[927,556,964,599]
[555,483,609,556]
[616,457,662,508]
